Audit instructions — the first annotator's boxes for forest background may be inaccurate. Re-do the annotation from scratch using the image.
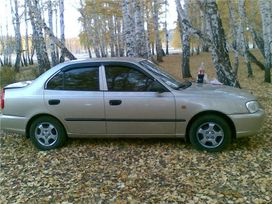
[0,0,271,86]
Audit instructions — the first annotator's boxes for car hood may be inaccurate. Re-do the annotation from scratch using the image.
[177,83,256,101]
[4,81,33,89]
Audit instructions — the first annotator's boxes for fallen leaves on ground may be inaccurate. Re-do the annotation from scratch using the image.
[1,54,272,203]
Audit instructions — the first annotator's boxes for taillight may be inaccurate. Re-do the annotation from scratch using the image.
[1,89,4,109]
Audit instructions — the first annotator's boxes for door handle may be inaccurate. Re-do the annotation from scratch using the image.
[109,100,122,106]
[48,99,60,105]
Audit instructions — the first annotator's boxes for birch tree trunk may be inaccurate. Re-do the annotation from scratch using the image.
[116,17,124,57]
[122,0,135,57]
[238,0,253,78]
[259,0,272,83]
[54,7,59,61]
[48,0,57,66]
[24,0,31,65]
[227,0,239,75]
[10,0,22,72]
[164,0,169,55]
[176,0,240,87]
[108,16,116,57]
[200,9,209,52]
[204,1,240,87]
[153,0,163,62]
[59,0,65,62]
[176,0,191,78]
[27,0,51,74]
[135,0,148,58]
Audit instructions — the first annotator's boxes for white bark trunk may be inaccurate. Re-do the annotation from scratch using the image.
[153,0,163,62]
[135,0,148,58]
[48,0,57,66]
[238,0,253,77]
[122,0,135,57]
[259,0,272,83]
[176,0,240,87]
[59,0,65,62]
[10,0,22,72]
[27,0,51,73]
[176,0,191,78]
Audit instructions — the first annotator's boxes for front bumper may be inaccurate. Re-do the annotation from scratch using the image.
[0,114,28,135]
[229,109,265,138]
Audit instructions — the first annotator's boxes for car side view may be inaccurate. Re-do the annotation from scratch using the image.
[0,58,265,152]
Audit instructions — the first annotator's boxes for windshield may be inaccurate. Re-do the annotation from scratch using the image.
[139,60,191,90]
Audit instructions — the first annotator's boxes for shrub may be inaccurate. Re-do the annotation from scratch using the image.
[0,66,17,88]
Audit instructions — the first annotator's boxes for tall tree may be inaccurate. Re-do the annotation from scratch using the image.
[122,0,135,57]
[10,0,22,72]
[153,0,163,62]
[238,0,253,78]
[227,0,239,76]
[176,0,191,78]
[259,0,272,83]
[24,0,32,65]
[59,0,65,62]
[135,0,148,58]
[176,0,240,87]
[48,0,58,66]
[164,0,169,55]
[27,0,51,74]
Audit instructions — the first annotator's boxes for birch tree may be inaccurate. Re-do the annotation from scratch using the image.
[48,0,58,66]
[259,0,272,83]
[238,0,253,78]
[176,0,240,87]
[176,0,191,78]
[164,0,169,55]
[59,0,65,62]
[10,0,22,72]
[24,0,32,65]
[122,0,135,57]
[227,0,239,75]
[27,0,51,73]
[153,0,163,62]
[135,0,148,58]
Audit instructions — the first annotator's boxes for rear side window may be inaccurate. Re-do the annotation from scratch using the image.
[47,67,99,91]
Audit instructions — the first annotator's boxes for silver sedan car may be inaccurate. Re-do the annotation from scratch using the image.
[0,58,265,151]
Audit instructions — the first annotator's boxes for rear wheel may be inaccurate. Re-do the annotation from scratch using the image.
[29,116,66,150]
[189,115,232,152]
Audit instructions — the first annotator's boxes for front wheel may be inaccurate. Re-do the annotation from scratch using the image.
[29,116,66,151]
[189,115,232,152]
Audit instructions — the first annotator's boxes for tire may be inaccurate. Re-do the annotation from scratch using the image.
[29,116,66,151]
[189,115,232,152]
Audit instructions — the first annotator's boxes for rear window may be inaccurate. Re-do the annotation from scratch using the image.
[47,67,99,91]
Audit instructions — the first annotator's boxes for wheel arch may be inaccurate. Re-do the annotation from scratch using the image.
[185,110,236,142]
[26,113,67,138]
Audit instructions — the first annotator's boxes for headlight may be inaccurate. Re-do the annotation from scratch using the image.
[246,101,260,113]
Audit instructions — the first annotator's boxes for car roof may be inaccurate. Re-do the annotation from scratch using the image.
[60,57,146,66]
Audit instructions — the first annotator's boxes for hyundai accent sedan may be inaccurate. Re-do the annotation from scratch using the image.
[0,58,265,151]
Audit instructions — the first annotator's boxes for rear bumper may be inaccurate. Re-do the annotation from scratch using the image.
[0,114,27,135]
[229,109,265,138]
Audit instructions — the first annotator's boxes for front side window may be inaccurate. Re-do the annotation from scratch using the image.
[105,66,165,92]
[47,67,99,91]
[140,60,192,89]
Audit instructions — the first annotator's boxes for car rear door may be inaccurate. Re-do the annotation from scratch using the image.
[44,63,106,136]
[103,63,176,136]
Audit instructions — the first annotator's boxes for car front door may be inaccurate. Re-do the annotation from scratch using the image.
[44,64,106,136]
[103,63,176,136]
